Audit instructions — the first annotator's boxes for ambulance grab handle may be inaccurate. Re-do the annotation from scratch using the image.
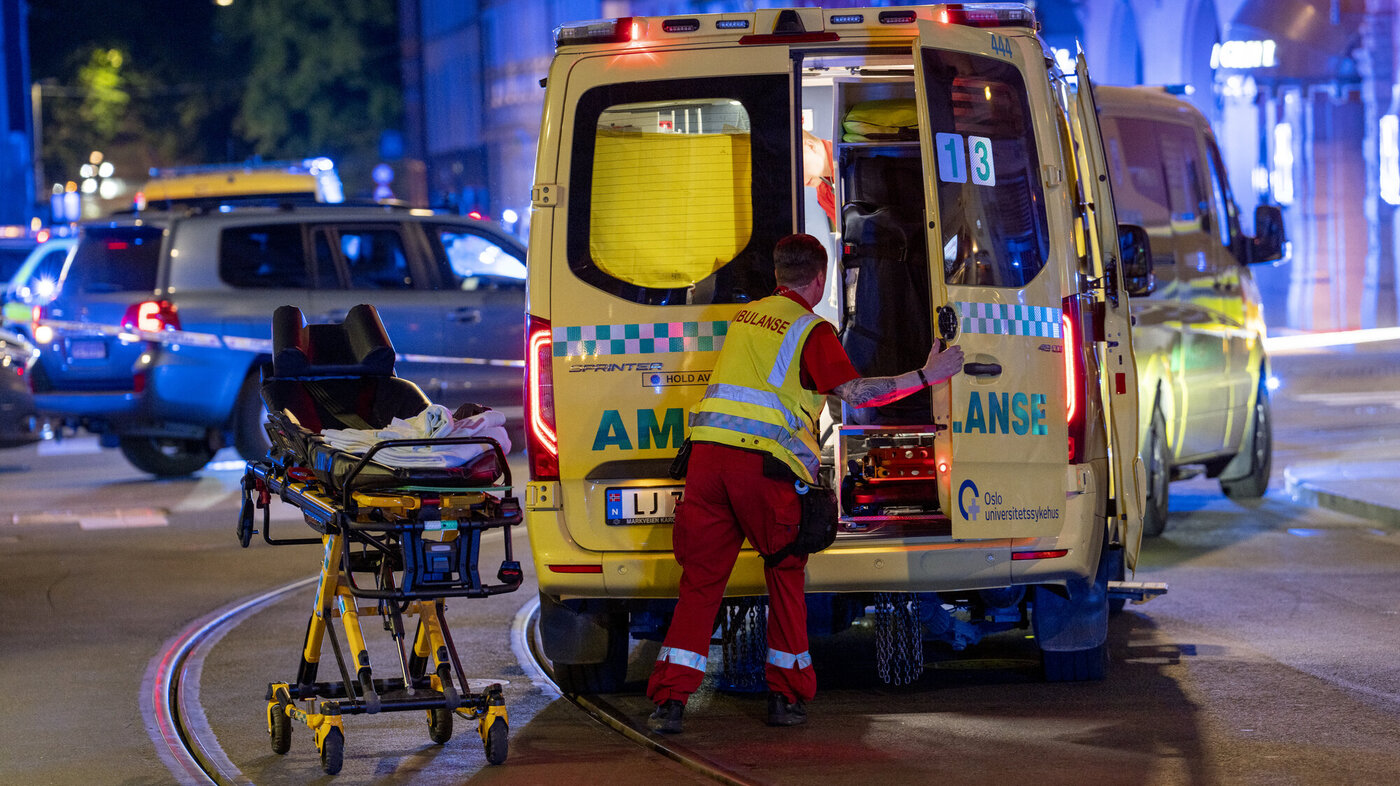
[963,362,1003,377]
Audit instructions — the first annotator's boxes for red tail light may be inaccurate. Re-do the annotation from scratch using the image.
[1063,297,1088,463]
[526,314,559,480]
[121,300,180,333]
[1011,549,1069,561]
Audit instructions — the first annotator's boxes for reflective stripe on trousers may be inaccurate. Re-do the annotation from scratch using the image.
[657,646,708,673]
[766,648,813,670]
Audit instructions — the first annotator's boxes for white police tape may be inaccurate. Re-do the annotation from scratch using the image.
[33,318,524,367]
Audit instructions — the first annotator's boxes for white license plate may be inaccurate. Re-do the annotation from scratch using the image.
[69,339,107,360]
[606,485,683,525]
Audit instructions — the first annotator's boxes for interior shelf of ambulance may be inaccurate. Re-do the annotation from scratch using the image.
[813,70,949,538]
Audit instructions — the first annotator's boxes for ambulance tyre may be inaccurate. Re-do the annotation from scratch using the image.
[1037,538,1113,682]
[1041,640,1108,682]
[552,617,628,694]
[539,593,629,694]
[1221,378,1272,500]
[1142,404,1171,537]
[119,434,216,477]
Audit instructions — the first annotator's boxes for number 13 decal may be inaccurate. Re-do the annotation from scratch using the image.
[936,133,996,186]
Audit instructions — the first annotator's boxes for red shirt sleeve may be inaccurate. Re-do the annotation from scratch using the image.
[799,321,859,394]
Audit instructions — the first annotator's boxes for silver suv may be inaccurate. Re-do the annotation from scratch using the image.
[31,204,526,476]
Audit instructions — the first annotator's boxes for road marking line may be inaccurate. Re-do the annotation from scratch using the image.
[9,507,169,529]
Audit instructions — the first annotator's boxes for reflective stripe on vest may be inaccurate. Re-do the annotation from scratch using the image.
[766,648,813,670]
[657,646,708,673]
[767,313,821,387]
[688,410,820,478]
[701,382,803,432]
[689,295,826,482]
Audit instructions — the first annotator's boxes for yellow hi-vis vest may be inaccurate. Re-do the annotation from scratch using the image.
[689,295,826,483]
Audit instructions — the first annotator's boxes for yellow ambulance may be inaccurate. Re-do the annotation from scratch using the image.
[1095,86,1285,537]
[524,4,1153,691]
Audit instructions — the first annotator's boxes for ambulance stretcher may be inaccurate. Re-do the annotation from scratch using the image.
[236,304,522,775]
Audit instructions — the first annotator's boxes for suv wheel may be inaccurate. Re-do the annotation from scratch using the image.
[233,372,271,462]
[119,435,215,477]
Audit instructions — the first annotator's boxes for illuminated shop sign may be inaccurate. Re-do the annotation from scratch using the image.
[1382,115,1400,206]
[1211,39,1278,70]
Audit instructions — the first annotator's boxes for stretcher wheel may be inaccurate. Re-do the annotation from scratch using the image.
[484,718,508,765]
[237,495,255,548]
[427,707,453,744]
[268,702,291,755]
[320,727,344,775]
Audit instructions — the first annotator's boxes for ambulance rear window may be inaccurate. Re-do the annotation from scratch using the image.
[567,76,792,305]
[920,49,1050,288]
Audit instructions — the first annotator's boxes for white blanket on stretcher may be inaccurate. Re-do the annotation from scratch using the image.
[319,405,511,468]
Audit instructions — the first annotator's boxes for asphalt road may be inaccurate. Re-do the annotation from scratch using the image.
[1,343,1398,784]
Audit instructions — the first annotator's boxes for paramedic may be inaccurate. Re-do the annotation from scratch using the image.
[646,233,964,733]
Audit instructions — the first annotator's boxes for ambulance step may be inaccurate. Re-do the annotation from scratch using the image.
[1107,581,1169,604]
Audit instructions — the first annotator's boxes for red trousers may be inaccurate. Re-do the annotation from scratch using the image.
[646,442,817,706]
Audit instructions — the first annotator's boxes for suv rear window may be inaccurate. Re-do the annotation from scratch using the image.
[67,226,163,294]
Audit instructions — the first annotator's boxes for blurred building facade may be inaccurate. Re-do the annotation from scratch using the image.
[0,0,35,226]
[399,0,1400,332]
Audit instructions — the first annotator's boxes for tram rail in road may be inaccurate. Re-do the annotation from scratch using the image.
[513,595,753,786]
[145,576,318,786]
[144,580,749,785]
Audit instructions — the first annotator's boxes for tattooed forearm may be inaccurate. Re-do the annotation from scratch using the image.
[834,375,909,408]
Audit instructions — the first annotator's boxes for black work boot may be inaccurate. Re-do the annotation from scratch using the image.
[766,692,807,727]
[647,699,684,734]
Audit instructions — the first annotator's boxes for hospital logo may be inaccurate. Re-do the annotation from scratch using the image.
[959,479,980,521]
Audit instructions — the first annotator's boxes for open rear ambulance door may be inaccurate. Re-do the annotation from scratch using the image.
[910,20,1068,565]
[1066,53,1146,569]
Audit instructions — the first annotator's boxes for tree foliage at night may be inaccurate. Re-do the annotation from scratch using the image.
[29,0,247,186]
[28,0,401,196]
[221,0,402,177]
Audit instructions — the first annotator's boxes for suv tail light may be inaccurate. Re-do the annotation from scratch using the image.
[526,314,559,480]
[31,305,52,345]
[1063,296,1088,463]
[122,300,180,333]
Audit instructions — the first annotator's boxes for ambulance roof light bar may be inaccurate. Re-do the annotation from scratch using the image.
[939,3,1038,30]
[554,17,637,47]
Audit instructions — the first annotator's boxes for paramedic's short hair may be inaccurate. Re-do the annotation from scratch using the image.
[773,234,827,287]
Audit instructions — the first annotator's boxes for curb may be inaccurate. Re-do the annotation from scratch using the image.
[1283,467,1400,528]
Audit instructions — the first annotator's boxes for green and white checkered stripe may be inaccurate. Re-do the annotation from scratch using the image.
[553,321,729,357]
[958,301,1062,338]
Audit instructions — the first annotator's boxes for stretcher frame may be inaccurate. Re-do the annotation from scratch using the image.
[239,427,522,774]
[236,301,523,775]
